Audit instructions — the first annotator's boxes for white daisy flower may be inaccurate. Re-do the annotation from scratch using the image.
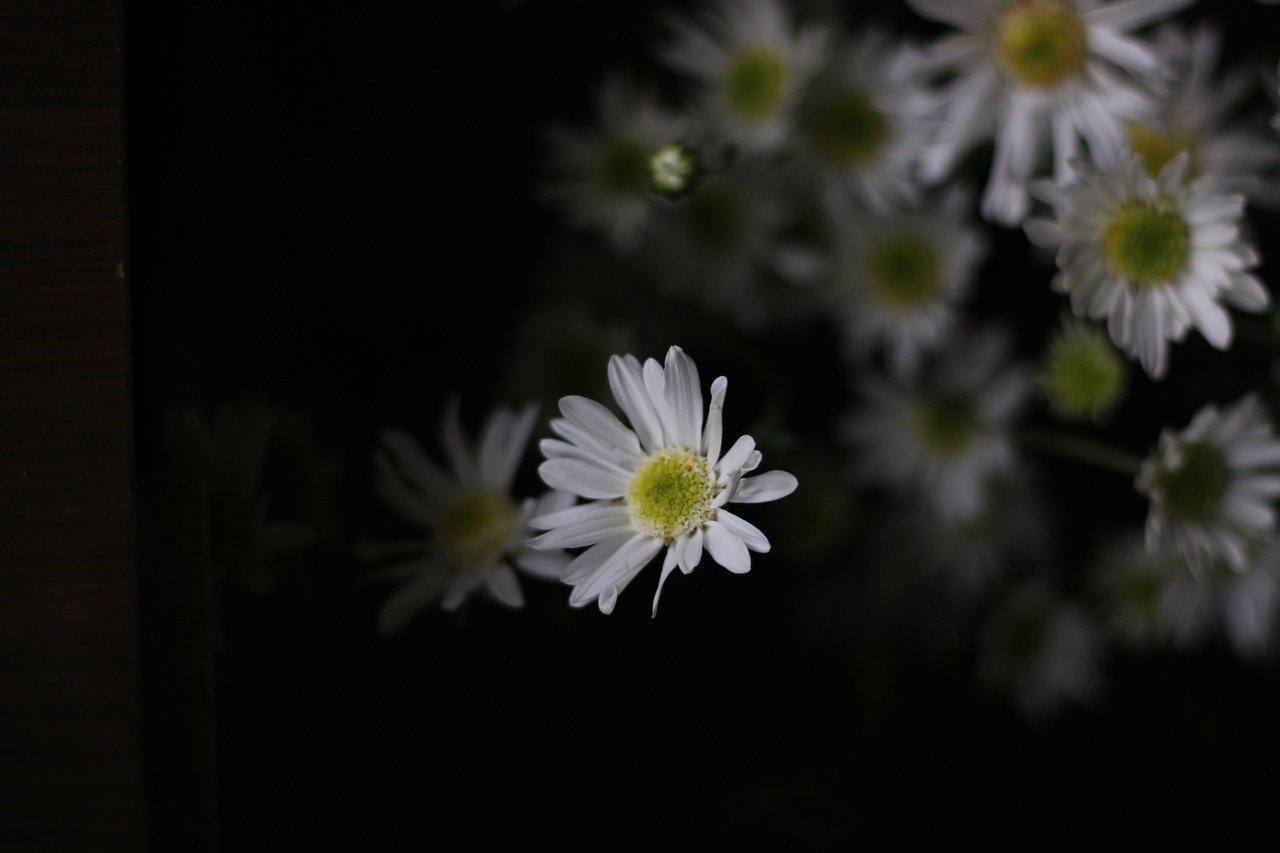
[361,401,574,634]
[1124,24,1280,203]
[1037,315,1128,421]
[976,580,1106,722]
[843,328,1032,524]
[827,186,987,378]
[528,346,798,615]
[1136,393,1280,577]
[789,28,937,213]
[542,74,689,251]
[906,0,1193,224]
[660,0,828,154]
[1025,152,1269,379]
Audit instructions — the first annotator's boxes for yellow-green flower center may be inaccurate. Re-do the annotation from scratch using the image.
[436,489,518,571]
[685,181,749,253]
[864,234,941,309]
[808,89,890,167]
[1155,440,1227,518]
[994,0,1089,89]
[912,399,980,458]
[1039,326,1126,420]
[649,144,697,195]
[627,448,717,541]
[725,45,787,122]
[595,136,654,199]
[1127,122,1199,179]
[1099,202,1190,285]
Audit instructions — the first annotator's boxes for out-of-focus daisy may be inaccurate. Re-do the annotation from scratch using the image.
[660,0,827,154]
[1096,531,1280,659]
[843,328,1032,524]
[1037,316,1128,421]
[529,346,798,615]
[827,187,986,378]
[1123,25,1280,203]
[361,402,573,633]
[906,0,1193,224]
[166,399,317,594]
[644,168,796,328]
[1136,393,1280,577]
[542,75,689,250]
[1026,152,1269,378]
[790,28,936,213]
[976,580,1106,722]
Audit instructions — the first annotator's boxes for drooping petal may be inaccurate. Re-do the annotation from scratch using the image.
[715,509,771,553]
[484,565,525,608]
[732,470,799,504]
[703,519,752,574]
[652,547,681,617]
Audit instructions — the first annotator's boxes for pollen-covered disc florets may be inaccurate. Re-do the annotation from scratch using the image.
[627,448,717,540]
[994,0,1089,89]
[437,489,519,571]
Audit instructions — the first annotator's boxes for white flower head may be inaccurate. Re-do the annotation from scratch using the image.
[976,580,1107,722]
[362,401,574,634]
[1026,152,1270,378]
[660,0,828,154]
[843,327,1032,524]
[542,74,690,250]
[1124,24,1280,203]
[790,28,937,213]
[1136,393,1280,577]
[828,186,987,379]
[907,0,1194,224]
[529,346,798,615]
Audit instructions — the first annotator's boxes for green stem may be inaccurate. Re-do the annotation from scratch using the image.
[1014,425,1143,478]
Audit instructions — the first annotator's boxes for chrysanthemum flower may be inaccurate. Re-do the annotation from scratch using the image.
[843,328,1032,524]
[1037,316,1127,421]
[906,0,1193,224]
[827,187,986,378]
[1124,24,1280,203]
[976,581,1106,722]
[361,402,574,633]
[1136,394,1280,577]
[542,75,689,250]
[660,0,827,154]
[1025,152,1269,378]
[529,346,798,615]
[790,28,936,213]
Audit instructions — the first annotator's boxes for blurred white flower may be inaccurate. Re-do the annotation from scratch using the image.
[362,401,573,633]
[907,0,1193,224]
[789,28,937,213]
[660,0,827,154]
[1026,152,1268,378]
[530,346,797,615]
[1136,393,1280,577]
[827,186,986,379]
[976,580,1107,722]
[843,328,1032,524]
[542,75,689,250]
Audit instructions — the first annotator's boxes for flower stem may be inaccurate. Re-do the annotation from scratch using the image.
[1014,425,1142,478]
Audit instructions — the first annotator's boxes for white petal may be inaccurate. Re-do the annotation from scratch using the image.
[477,404,538,491]
[715,509,771,553]
[652,547,681,617]
[377,570,449,634]
[663,346,703,450]
[609,354,664,452]
[559,396,643,456]
[485,565,525,608]
[733,470,798,504]
[718,434,756,474]
[703,376,728,464]
[526,503,634,549]
[538,457,632,499]
[441,398,482,490]
[512,547,573,580]
[703,519,752,574]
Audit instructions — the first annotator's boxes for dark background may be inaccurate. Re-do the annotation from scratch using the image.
[121,0,1280,847]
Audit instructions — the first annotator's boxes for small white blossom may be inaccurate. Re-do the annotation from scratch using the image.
[529,346,797,615]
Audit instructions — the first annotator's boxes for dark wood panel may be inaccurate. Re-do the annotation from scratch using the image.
[0,2,143,851]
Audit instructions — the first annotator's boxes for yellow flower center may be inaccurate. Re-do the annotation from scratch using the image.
[1126,122,1199,179]
[864,234,941,309]
[595,136,654,199]
[912,399,979,458]
[627,448,717,541]
[725,45,787,122]
[994,0,1089,89]
[436,489,518,571]
[1039,326,1126,420]
[1155,440,1227,518]
[1099,202,1190,285]
[808,89,890,167]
